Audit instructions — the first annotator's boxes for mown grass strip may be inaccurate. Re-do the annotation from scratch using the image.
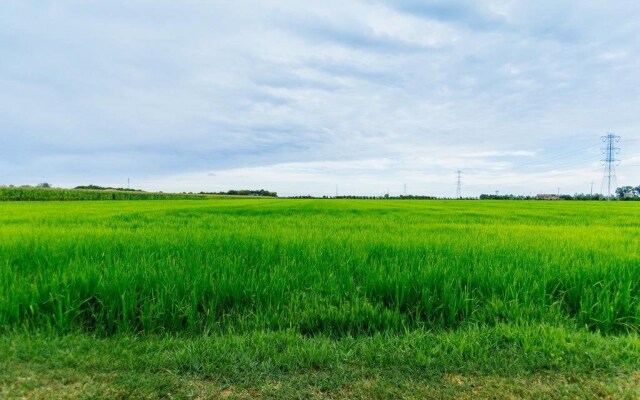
[1,325,639,399]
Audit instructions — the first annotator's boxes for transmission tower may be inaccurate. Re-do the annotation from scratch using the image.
[601,133,620,199]
[456,170,462,198]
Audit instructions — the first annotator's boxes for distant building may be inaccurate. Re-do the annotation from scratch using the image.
[536,194,559,200]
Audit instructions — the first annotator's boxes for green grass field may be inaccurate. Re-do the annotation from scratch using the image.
[2,199,640,398]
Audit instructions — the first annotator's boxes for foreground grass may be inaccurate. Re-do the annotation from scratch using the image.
[2,325,640,399]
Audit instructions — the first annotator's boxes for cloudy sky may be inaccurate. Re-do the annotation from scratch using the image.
[1,1,639,197]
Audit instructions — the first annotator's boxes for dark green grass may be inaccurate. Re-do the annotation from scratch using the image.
[0,186,225,201]
[1,199,639,335]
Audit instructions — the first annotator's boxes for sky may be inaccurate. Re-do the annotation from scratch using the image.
[1,0,639,197]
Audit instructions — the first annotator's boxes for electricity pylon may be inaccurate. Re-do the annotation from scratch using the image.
[601,133,620,199]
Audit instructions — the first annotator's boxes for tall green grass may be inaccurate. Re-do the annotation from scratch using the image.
[1,200,639,335]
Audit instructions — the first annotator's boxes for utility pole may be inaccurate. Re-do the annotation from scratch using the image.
[601,133,621,199]
[456,170,462,199]
[127,178,130,190]
[335,184,338,198]
[403,183,407,196]
[590,182,594,197]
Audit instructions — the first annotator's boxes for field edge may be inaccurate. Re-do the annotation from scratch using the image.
[2,324,639,399]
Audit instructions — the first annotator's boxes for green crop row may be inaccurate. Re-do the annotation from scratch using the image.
[0,187,214,201]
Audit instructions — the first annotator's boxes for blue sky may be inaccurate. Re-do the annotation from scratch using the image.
[1,0,638,196]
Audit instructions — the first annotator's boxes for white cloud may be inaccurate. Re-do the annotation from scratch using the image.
[0,0,639,195]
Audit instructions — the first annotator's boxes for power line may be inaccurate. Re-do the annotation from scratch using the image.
[514,143,601,170]
[601,133,621,199]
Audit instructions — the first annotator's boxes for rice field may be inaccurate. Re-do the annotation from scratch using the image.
[2,199,639,336]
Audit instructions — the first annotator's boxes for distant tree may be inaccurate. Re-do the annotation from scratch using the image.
[200,189,277,197]
[75,185,106,190]
[75,185,143,192]
[36,182,51,188]
[616,186,635,199]
[573,193,605,201]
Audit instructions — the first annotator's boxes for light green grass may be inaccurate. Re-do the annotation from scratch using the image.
[1,199,639,335]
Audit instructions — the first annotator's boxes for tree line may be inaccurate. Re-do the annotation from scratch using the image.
[480,186,640,201]
[199,189,278,197]
[615,186,640,199]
